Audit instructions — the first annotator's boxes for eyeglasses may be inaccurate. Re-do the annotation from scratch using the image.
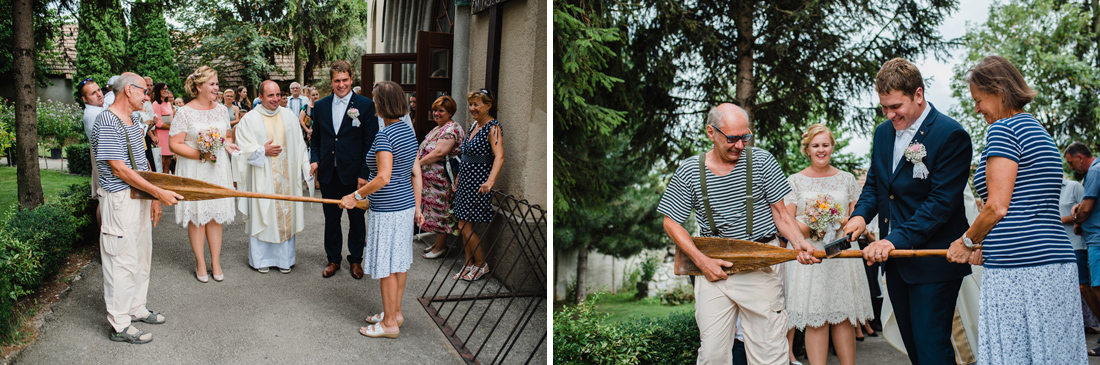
[711,125,753,145]
[129,83,148,93]
[76,78,94,90]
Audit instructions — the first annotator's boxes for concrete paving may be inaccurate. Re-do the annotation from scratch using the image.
[812,327,1100,364]
[14,197,474,364]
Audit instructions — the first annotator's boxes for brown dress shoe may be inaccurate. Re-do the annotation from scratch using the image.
[350,263,364,280]
[322,263,340,278]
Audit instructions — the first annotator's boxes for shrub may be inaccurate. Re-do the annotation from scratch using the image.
[0,181,93,341]
[34,99,82,149]
[554,296,700,364]
[620,311,699,364]
[65,143,92,176]
[0,234,41,342]
[660,284,695,306]
[553,293,650,364]
[639,253,660,282]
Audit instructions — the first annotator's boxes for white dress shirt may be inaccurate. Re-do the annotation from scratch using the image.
[892,103,931,172]
[331,92,352,133]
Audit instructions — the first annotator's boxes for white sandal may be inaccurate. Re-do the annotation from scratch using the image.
[359,323,399,338]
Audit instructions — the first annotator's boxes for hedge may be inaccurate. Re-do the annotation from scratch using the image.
[65,143,92,176]
[0,182,95,341]
[554,294,700,364]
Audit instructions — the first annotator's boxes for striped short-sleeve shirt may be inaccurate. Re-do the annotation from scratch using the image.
[974,113,1075,268]
[657,147,791,241]
[365,121,418,212]
[91,109,150,193]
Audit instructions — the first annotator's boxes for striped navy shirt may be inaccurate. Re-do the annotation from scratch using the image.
[974,113,1075,268]
[657,147,791,241]
[365,121,418,212]
[91,109,150,193]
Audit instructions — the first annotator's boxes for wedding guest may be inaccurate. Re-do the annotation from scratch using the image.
[78,77,104,199]
[784,124,872,365]
[340,81,423,338]
[170,66,240,283]
[451,89,505,281]
[418,96,465,259]
[151,82,175,174]
[223,88,241,128]
[235,85,251,114]
[947,55,1084,363]
[92,72,182,343]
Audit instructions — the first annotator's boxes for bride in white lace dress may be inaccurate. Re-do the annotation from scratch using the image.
[169,66,239,283]
[784,124,872,365]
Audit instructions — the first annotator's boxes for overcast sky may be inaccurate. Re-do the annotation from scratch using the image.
[841,0,995,159]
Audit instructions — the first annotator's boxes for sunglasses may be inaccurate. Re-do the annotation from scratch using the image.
[76,78,94,90]
[478,88,492,97]
[711,125,753,144]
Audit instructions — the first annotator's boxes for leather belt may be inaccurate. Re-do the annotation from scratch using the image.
[754,233,778,244]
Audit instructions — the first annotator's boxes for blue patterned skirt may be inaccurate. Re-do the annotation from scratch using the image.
[978,262,1086,364]
[363,207,414,279]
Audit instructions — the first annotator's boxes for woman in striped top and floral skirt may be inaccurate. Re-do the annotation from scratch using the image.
[948,55,1085,364]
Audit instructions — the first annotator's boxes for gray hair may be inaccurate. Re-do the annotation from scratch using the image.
[112,73,144,96]
[290,82,301,89]
[705,104,750,130]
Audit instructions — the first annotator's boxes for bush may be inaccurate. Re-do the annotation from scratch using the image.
[639,254,660,282]
[660,284,695,306]
[33,99,82,149]
[0,181,94,341]
[620,311,699,364]
[554,293,700,364]
[65,143,92,176]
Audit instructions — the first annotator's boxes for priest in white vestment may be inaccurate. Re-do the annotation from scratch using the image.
[234,80,314,273]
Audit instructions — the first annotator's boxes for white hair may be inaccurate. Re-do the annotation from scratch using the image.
[112,73,144,96]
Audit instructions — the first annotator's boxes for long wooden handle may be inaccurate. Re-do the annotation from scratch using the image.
[130,171,369,210]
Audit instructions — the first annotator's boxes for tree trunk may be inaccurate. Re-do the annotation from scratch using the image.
[735,1,756,128]
[13,0,44,209]
[575,244,588,303]
[294,39,304,85]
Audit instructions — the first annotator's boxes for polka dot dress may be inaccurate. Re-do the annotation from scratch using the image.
[453,119,501,223]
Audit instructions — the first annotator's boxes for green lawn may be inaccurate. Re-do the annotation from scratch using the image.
[590,291,694,323]
[0,166,90,211]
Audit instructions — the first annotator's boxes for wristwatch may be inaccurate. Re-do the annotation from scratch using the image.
[962,236,976,249]
[354,191,365,201]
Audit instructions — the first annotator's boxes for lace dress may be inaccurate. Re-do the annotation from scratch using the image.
[169,104,236,227]
[783,171,873,330]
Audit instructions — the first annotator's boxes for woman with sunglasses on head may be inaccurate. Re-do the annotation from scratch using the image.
[170,66,240,284]
[450,89,504,281]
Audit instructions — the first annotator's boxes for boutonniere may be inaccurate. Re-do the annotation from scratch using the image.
[905,142,929,179]
[348,107,361,127]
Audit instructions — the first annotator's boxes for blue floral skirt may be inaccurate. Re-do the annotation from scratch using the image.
[978,262,1086,364]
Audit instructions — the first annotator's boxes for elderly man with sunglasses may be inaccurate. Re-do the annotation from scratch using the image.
[658,103,817,365]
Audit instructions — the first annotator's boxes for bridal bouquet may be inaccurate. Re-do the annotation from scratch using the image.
[802,194,844,241]
[197,127,226,163]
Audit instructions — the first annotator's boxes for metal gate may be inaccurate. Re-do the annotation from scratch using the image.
[419,191,546,364]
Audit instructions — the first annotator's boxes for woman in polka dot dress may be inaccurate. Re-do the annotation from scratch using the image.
[451,89,504,281]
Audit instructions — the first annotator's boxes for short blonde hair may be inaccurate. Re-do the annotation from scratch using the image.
[799,124,836,156]
[185,66,217,97]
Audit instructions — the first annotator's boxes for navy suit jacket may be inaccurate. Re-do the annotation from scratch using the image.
[851,103,972,284]
[310,92,378,186]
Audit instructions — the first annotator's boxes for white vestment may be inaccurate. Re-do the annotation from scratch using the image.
[233,106,314,269]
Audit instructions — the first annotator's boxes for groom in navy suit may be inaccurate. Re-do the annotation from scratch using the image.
[309,60,378,279]
[844,58,972,364]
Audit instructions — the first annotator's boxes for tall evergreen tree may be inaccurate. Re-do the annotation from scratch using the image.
[0,0,63,87]
[129,0,181,94]
[74,0,127,100]
[286,0,371,85]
